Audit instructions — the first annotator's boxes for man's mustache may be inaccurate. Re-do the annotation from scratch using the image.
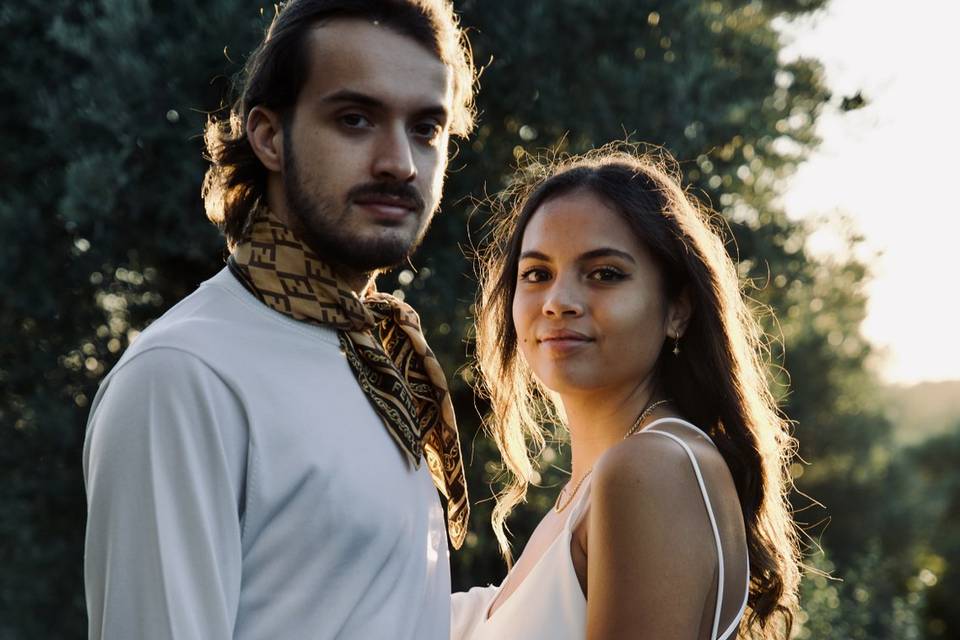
[347,182,426,214]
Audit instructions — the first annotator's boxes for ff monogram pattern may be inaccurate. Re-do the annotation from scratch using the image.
[228,209,470,548]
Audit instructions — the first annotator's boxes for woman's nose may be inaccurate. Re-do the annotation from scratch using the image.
[541,281,584,317]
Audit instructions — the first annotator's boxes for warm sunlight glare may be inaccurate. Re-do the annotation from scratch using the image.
[777,0,960,384]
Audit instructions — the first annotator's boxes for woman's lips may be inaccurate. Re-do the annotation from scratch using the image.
[537,332,594,354]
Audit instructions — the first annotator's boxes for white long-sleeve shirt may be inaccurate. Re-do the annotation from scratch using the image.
[83,267,451,640]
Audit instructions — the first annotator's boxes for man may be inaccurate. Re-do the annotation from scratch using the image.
[83,1,476,638]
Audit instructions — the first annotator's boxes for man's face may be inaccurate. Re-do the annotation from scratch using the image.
[282,18,453,274]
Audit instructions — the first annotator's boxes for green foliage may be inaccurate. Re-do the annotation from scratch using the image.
[0,0,949,638]
[906,424,960,638]
[886,381,960,445]
[797,547,930,640]
[1,1,264,635]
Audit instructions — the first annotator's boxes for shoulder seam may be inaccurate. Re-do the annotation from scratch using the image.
[107,344,225,382]
[96,343,252,543]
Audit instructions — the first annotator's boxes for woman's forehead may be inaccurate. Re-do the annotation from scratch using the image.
[520,190,642,256]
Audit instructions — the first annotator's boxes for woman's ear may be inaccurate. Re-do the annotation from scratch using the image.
[668,287,694,339]
[247,105,284,173]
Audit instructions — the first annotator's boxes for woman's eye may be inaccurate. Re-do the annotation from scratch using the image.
[519,268,550,283]
[589,267,627,281]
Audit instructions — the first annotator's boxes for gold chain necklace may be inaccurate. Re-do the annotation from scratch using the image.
[622,398,673,439]
[553,398,673,513]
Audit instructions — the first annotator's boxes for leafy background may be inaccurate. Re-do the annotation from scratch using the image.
[2,1,958,638]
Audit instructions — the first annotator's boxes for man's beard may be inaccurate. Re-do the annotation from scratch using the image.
[281,128,433,274]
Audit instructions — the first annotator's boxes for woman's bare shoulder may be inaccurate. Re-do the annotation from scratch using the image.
[586,423,724,636]
[591,421,736,518]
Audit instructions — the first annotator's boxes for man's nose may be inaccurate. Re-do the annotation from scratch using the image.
[372,125,417,182]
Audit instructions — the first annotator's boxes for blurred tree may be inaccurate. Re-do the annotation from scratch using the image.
[907,424,960,639]
[0,1,262,635]
[797,546,930,640]
[0,0,947,638]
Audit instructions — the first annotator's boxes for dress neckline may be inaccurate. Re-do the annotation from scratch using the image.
[483,418,707,624]
[483,474,593,622]
[482,417,750,638]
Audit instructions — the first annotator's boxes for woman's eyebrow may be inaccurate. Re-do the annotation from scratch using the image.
[519,248,637,263]
[578,248,636,263]
[519,250,551,261]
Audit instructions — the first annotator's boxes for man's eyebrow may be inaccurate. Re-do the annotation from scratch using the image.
[321,90,385,108]
[415,104,449,122]
[320,90,449,121]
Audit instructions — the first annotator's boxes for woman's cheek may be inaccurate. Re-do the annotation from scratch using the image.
[512,297,533,351]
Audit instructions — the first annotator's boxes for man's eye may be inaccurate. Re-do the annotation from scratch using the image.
[589,267,627,281]
[341,114,372,128]
[413,121,442,140]
[519,268,550,283]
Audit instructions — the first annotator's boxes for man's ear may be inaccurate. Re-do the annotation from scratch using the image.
[247,105,284,173]
[668,287,694,339]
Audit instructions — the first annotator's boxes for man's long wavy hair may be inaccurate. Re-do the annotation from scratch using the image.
[202,0,476,249]
[475,146,801,638]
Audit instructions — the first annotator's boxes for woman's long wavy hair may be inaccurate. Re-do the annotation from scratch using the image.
[475,145,801,637]
[202,0,476,249]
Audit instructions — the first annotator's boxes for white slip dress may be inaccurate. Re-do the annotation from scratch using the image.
[451,418,750,640]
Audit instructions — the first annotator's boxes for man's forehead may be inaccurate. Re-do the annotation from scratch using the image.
[304,18,453,109]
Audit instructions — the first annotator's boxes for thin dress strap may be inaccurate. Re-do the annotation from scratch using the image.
[635,418,749,640]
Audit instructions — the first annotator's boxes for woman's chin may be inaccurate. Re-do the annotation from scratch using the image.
[534,367,611,396]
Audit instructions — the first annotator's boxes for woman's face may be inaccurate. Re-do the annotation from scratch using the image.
[512,189,686,397]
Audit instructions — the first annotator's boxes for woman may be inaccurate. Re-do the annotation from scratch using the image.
[452,147,801,639]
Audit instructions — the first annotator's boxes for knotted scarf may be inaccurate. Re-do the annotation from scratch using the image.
[227,208,469,548]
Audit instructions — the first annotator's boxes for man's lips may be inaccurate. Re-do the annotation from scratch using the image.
[353,196,417,217]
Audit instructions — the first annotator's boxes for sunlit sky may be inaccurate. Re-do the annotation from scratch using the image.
[776,0,960,385]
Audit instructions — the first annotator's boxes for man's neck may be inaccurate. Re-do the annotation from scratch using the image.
[331,261,377,297]
[265,192,376,296]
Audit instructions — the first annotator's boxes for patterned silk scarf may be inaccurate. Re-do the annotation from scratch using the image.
[227,208,469,548]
